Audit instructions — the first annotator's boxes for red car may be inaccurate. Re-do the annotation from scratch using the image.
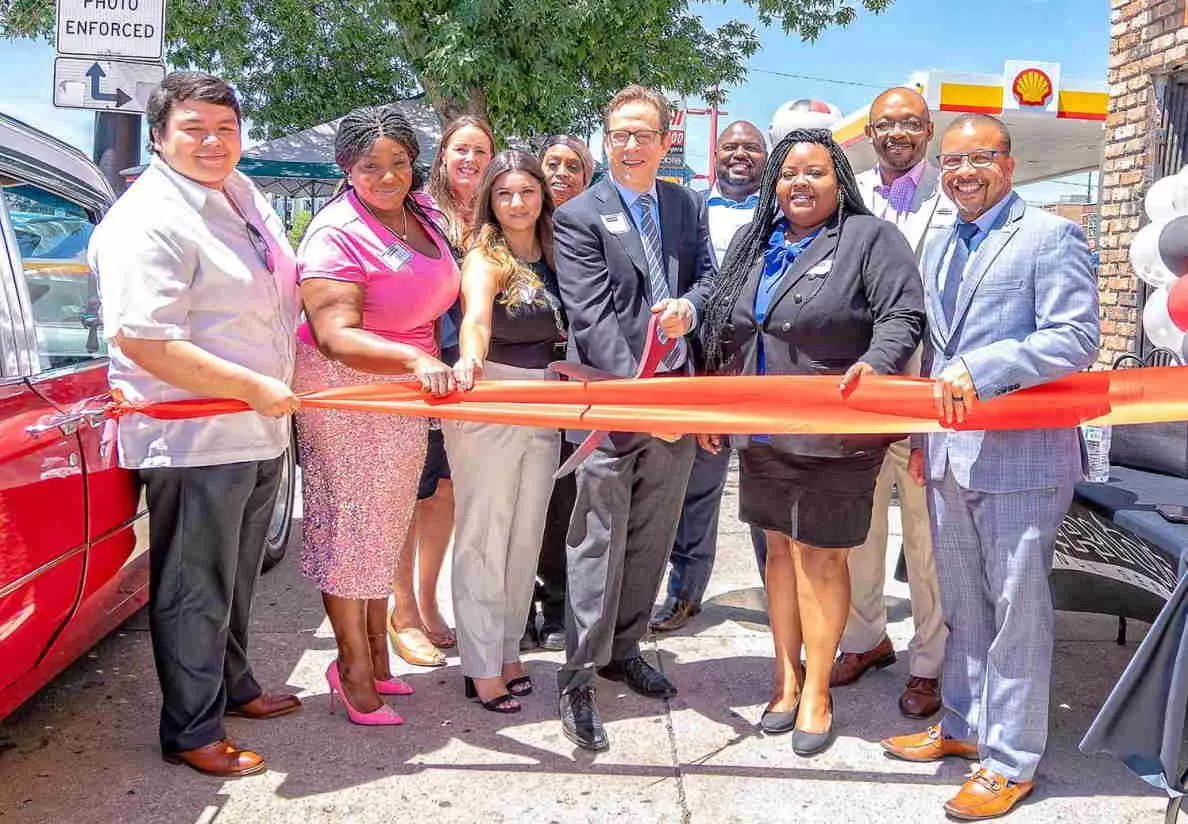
[0,113,296,721]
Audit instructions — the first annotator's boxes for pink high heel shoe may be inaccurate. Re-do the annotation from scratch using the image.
[325,661,404,726]
[374,675,415,696]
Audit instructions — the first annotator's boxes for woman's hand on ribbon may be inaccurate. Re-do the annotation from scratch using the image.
[246,375,301,417]
[415,355,457,396]
[452,355,484,391]
[838,360,876,393]
[697,434,724,454]
[933,360,977,425]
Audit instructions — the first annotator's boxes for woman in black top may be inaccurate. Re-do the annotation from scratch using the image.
[444,150,565,712]
[700,129,924,754]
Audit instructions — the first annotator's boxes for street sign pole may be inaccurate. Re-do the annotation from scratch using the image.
[93,111,141,195]
[54,0,166,194]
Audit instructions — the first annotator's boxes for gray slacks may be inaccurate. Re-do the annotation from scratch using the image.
[558,433,696,693]
[141,456,283,754]
[929,467,1074,782]
[443,361,560,678]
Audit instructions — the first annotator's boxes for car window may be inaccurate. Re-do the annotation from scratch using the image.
[2,183,105,371]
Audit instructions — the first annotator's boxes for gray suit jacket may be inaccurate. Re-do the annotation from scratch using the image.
[919,192,1100,493]
[553,176,717,447]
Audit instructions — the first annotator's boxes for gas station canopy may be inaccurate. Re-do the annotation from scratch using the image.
[832,61,1108,185]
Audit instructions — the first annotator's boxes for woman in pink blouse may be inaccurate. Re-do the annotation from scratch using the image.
[294,106,459,726]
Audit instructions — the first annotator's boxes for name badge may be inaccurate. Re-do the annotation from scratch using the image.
[807,260,833,276]
[380,242,414,269]
[600,213,631,235]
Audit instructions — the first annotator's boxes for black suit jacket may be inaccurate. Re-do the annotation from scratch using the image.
[553,177,717,381]
[714,213,925,458]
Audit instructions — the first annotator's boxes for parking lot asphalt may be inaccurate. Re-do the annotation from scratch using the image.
[0,465,1170,824]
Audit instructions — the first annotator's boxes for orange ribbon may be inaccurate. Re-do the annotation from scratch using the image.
[107,366,1188,434]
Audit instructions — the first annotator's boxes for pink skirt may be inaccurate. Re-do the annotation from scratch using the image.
[293,343,428,599]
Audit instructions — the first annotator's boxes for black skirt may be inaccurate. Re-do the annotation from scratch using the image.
[739,443,884,549]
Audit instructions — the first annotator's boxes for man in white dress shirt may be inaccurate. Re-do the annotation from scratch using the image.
[651,120,768,632]
[831,88,955,719]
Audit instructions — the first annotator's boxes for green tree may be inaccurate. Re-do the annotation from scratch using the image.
[5,0,892,140]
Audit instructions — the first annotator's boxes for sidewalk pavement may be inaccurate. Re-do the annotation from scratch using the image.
[0,465,1170,823]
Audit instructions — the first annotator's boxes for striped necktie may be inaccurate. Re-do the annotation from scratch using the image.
[635,193,687,370]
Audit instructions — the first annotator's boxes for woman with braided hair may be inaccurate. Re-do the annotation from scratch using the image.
[699,129,924,755]
[293,105,460,726]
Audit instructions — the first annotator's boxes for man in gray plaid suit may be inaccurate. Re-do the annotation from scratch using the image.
[881,114,1099,820]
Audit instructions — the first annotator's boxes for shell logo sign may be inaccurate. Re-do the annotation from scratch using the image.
[1012,68,1054,107]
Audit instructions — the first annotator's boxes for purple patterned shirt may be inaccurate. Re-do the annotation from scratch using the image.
[874,159,927,216]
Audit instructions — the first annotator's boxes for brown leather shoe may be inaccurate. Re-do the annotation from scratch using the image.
[163,739,266,777]
[880,724,979,762]
[650,598,701,633]
[944,768,1035,820]
[226,691,302,720]
[899,676,942,719]
[830,635,896,687]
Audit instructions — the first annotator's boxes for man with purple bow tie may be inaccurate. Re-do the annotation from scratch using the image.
[833,88,955,719]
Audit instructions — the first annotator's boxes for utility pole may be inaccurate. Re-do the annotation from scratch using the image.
[686,99,727,187]
[93,112,142,196]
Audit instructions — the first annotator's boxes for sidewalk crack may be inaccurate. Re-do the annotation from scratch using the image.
[651,638,691,824]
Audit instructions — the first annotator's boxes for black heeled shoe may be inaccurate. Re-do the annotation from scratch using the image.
[759,696,800,735]
[464,676,522,714]
[792,693,835,756]
[506,675,533,697]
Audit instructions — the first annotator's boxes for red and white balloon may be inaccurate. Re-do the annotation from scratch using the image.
[1134,170,1188,350]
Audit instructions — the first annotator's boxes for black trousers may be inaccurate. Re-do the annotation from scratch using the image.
[534,438,576,630]
[141,456,283,754]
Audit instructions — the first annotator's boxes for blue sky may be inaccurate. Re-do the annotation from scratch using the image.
[1,0,1108,201]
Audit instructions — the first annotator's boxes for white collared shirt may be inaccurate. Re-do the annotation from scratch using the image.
[705,185,759,264]
[89,156,301,469]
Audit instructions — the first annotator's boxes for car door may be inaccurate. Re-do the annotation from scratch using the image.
[1,180,149,633]
[0,182,89,694]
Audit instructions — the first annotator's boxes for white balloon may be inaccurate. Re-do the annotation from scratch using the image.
[1145,173,1188,222]
[1130,220,1178,289]
[1143,285,1187,350]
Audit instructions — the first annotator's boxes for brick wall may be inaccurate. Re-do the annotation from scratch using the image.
[1099,0,1188,366]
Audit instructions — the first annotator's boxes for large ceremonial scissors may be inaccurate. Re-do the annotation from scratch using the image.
[549,314,678,479]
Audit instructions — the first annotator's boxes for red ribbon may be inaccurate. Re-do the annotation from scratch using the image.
[106,366,1188,435]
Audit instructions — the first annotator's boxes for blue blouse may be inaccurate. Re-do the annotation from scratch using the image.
[755,220,822,375]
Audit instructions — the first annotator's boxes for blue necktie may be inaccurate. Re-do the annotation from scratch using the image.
[940,222,981,325]
[636,193,687,371]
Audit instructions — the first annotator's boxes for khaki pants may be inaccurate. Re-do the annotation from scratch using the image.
[443,361,560,678]
[840,438,947,678]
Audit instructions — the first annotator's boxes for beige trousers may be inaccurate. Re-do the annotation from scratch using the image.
[840,437,947,678]
[443,361,560,678]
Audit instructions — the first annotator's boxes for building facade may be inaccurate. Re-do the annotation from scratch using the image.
[1101,0,1188,365]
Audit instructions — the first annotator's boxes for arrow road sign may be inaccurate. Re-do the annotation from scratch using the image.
[53,57,164,113]
[85,62,133,107]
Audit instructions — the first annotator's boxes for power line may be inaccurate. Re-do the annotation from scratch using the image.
[749,67,894,90]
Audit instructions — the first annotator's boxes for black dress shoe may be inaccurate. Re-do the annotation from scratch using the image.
[598,656,677,699]
[559,686,608,751]
[649,598,701,633]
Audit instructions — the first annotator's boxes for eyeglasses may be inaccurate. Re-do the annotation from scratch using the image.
[244,220,276,274]
[607,129,663,148]
[937,149,1008,172]
[870,118,927,135]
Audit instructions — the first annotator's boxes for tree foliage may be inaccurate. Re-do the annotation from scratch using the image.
[3,0,893,140]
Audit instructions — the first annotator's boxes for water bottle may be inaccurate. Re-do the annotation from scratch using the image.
[1081,424,1112,483]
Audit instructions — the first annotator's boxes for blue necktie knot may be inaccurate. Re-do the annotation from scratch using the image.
[956,221,980,247]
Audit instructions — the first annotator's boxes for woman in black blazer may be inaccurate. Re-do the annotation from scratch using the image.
[700,129,924,755]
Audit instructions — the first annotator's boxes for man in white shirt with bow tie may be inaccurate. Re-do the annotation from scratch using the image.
[651,120,768,633]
